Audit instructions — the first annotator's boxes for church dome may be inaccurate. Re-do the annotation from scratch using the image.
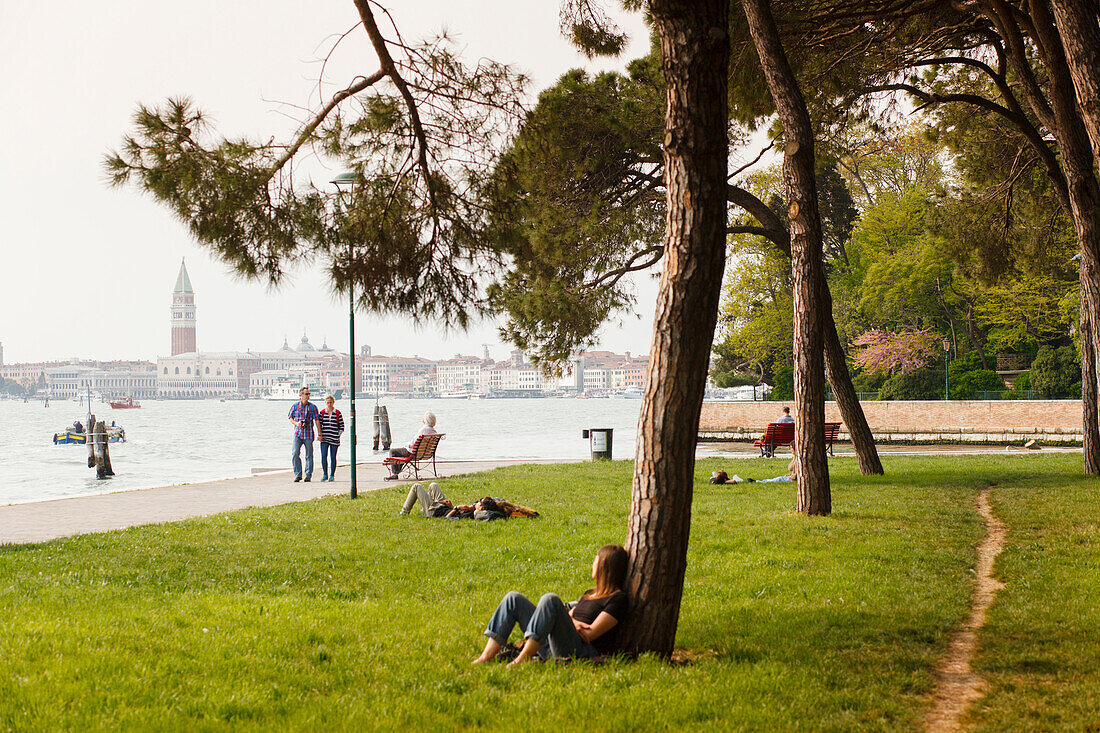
[296,333,315,352]
[280,336,294,352]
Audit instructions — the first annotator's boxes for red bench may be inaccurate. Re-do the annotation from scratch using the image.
[824,422,841,456]
[753,422,842,457]
[754,422,795,457]
[383,433,445,480]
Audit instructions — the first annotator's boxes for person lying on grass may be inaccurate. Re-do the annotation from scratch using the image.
[472,544,629,665]
[710,449,799,484]
[399,483,538,520]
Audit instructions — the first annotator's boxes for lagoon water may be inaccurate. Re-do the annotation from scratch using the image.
[0,396,741,506]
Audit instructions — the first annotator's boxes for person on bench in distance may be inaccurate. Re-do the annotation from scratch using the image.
[777,406,795,424]
[385,410,439,481]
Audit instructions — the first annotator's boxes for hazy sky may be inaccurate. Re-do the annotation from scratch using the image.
[0,1,655,364]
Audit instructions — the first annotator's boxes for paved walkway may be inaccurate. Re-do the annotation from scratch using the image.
[0,460,565,546]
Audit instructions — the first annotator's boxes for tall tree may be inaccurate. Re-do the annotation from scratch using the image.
[621,0,732,656]
[741,0,831,513]
[491,58,884,475]
[769,0,1100,473]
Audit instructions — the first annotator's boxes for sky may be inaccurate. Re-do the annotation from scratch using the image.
[0,1,655,364]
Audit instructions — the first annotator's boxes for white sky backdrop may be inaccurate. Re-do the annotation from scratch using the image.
[0,1,656,364]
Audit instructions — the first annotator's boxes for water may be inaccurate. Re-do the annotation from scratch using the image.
[0,397,664,505]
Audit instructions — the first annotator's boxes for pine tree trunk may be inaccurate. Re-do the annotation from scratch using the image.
[1051,0,1100,169]
[741,0,830,514]
[622,0,730,658]
[822,289,883,475]
[1081,298,1100,473]
[1028,0,1100,474]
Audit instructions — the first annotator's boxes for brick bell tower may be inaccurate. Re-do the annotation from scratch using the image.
[171,258,197,355]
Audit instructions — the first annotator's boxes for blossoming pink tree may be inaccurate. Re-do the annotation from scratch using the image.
[853,329,941,374]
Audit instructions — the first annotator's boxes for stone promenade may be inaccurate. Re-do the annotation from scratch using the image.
[0,459,565,546]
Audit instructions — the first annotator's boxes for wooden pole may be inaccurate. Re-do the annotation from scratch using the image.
[93,420,115,479]
[87,412,96,468]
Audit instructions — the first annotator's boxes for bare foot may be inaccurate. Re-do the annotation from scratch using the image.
[471,655,493,665]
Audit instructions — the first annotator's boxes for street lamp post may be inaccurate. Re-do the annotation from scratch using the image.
[332,172,359,499]
[943,338,951,401]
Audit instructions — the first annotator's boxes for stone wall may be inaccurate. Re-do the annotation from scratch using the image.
[699,400,1083,444]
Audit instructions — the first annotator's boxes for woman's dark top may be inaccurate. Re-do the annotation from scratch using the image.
[573,590,629,654]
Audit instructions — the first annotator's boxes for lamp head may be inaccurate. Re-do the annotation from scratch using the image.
[330,171,358,189]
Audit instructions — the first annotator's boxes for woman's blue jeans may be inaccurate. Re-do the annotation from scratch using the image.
[320,442,338,478]
[484,591,599,659]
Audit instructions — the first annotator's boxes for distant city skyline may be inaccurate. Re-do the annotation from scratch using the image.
[1,257,652,365]
[0,2,657,366]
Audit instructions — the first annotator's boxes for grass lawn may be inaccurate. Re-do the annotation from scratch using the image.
[0,453,1097,730]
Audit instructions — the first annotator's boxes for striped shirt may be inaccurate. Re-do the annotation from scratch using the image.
[288,401,320,440]
[319,408,344,446]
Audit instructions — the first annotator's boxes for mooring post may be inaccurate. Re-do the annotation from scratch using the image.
[379,405,392,450]
[93,420,114,479]
[87,412,97,468]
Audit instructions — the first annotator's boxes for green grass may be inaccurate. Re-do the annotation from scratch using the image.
[0,454,1097,730]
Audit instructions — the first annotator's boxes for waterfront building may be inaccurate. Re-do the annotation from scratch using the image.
[2,360,64,388]
[436,355,486,394]
[361,354,436,394]
[158,352,262,398]
[391,367,436,396]
[45,362,158,399]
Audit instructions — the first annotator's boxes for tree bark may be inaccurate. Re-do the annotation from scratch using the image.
[742,0,831,514]
[729,184,883,475]
[1051,0,1100,171]
[822,291,883,474]
[1021,0,1100,473]
[1081,288,1100,473]
[622,0,730,657]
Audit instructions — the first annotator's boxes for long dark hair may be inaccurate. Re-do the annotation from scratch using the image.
[585,544,629,599]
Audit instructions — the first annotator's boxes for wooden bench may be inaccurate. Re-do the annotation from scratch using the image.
[753,422,843,457]
[824,422,841,456]
[383,433,445,480]
[754,422,794,457]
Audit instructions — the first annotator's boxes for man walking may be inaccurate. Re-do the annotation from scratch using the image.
[288,386,322,482]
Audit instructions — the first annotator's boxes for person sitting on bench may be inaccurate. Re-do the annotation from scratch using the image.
[386,411,439,480]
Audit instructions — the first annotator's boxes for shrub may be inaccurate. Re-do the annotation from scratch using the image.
[950,369,1006,399]
[713,371,759,388]
[879,366,944,400]
[772,365,794,400]
[851,370,888,395]
[1031,346,1080,398]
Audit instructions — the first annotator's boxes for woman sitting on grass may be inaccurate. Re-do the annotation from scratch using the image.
[472,544,630,665]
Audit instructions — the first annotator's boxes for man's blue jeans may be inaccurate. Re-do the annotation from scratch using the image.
[484,591,599,659]
[292,436,314,479]
[320,442,338,478]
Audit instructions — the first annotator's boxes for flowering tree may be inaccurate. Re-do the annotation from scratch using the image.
[853,328,940,375]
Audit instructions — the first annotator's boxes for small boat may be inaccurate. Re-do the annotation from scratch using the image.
[53,425,125,445]
[109,396,141,409]
[438,390,476,399]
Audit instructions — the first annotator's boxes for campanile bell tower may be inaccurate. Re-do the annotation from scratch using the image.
[171,258,197,355]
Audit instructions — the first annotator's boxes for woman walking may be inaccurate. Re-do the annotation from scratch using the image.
[318,394,345,482]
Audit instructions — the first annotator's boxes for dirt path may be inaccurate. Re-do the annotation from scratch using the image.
[925,486,1007,733]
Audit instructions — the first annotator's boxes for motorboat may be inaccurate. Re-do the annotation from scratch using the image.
[53,425,125,444]
[109,396,141,409]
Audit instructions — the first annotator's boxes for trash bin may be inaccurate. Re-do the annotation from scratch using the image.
[581,428,614,460]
